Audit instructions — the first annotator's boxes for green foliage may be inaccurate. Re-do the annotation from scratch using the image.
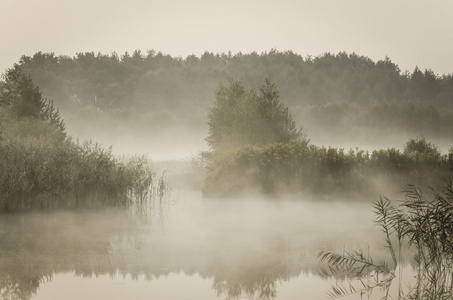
[318,183,453,299]
[203,142,310,196]
[404,136,440,155]
[0,140,159,212]
[0,68,165,212]
[0,66,66,135]
[14,50,453,150]
[257,79,303,144]
[0,66,42,118]
[0,117,66,147]
[203,138,452,197]
[206,78,305,152]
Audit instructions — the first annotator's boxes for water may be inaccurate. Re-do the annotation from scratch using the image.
[0,190,407,300]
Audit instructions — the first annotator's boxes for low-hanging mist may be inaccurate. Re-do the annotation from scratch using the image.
[15,50,453,160]
[1,48,453,300]
[0,190,383,300]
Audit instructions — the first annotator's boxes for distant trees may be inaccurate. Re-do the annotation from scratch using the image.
[11,49,453,148]
[16,50,453,112]
[206,78,306,153]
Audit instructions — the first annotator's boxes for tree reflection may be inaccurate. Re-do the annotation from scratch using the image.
[209,256,287,300]
[0,209,311,300]
[0,197,383,300]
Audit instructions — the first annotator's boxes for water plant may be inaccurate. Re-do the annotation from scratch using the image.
[0,139,163,212]
[318,182,453,299]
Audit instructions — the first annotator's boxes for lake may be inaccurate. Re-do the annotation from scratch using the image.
[0,189,412,300]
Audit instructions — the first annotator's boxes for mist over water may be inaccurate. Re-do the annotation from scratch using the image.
[1,188,387,300]
[62,115,209,161]
[2,50,451,300]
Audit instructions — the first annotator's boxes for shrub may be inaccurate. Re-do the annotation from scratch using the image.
[203,138,452,197]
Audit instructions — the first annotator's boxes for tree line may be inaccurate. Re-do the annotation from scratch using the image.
[17,50,453,110]
[14,50,453,147]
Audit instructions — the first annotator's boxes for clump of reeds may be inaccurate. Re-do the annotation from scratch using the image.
[0,139,163,212]
[318,182,453,299]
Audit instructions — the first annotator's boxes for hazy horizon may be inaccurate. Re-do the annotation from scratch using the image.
[1,0,453,75]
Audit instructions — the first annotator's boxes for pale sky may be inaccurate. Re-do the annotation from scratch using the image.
[1,0,453,75]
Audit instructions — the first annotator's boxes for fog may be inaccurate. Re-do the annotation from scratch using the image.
[15,50,452,162]
[1,190,392,300]
[2,1,453,75]
[63,116,208,161]
[2,49,452,299]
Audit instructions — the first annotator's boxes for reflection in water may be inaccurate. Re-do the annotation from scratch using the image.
[0,191,382,300]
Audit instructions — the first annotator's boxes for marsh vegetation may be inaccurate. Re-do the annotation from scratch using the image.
[319,182,453,299]
[0,67,165,212]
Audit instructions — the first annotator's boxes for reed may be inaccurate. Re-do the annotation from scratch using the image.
[318,182,453,299]
[0,139,161,212]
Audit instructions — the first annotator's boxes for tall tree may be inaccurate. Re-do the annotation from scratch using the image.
[0,66,42,118]
[257,78,302,144]
[206,78,305,153]
[0,66,65,134]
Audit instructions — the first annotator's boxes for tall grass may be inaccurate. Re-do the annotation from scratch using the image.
[0,139,161,212]
[318,182,453,299]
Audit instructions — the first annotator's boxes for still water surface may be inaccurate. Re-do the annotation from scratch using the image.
[1,190,404,300]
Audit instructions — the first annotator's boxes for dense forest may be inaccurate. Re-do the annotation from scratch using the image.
[15,50,453,152]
